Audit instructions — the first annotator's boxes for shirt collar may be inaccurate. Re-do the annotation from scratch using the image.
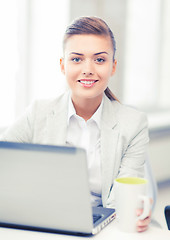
[67,95,104,129]
[67,96,76,125]
[91,99,103,129]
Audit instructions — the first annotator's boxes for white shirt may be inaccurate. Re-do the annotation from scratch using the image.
[66,97,103,207]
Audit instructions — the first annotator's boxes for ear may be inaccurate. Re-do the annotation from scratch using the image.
[111,59,117,76]
[60,58,65,75]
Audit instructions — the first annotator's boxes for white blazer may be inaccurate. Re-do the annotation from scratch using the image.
[0,91,149,208]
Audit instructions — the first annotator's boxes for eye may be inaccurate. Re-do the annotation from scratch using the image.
[72,57,81,63]
[95,57,105,63]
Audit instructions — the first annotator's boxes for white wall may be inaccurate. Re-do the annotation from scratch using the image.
[149,134,170,182]
[0,0,69,127]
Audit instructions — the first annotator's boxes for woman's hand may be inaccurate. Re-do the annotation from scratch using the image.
[136,198,153,232]
[136,209,152,232]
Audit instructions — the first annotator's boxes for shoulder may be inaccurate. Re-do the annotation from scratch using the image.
[103,96,148,133]
[114,101,147,123]
[29,91,69,116]
[0,92,69,142]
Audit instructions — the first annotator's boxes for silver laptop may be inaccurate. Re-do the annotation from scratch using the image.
[0,141,115,235]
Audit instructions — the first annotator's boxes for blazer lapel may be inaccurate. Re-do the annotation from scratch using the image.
[101,96,119,206]
[46,92,69,145]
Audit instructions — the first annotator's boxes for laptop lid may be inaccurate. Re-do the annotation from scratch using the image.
[0,141,94,234]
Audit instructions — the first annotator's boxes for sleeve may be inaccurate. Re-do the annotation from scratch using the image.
[118,113,149,178]
[0,103,36,143]
[106,113,150,208]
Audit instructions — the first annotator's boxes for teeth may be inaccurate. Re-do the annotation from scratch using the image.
[80,81,95,84]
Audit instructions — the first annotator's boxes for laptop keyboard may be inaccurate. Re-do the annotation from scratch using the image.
[93,214,102,224]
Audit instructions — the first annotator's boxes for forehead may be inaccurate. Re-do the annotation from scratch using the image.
[64,34,113,54]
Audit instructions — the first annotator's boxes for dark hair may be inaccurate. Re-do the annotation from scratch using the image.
[63,16,119,102]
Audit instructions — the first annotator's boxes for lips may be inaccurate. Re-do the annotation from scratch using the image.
[78,79,98,88]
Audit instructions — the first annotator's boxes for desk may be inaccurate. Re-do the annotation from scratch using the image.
[0,220,170,240]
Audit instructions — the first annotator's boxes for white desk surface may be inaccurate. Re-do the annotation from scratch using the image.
[0,220,170,240]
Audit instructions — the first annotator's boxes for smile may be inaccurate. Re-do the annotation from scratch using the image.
[78,79,98,87]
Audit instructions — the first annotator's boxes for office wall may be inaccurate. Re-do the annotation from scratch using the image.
[149,133,170,183]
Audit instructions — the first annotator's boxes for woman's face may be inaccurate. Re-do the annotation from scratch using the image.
[60,34,116,103]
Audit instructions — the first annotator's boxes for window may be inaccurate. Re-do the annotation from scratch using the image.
[0,0,19,127]
[0,0,69,128]
[122,0,170,129]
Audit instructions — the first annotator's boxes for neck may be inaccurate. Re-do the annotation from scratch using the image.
[71,94,103,121]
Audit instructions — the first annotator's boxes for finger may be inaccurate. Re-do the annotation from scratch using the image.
[137,216,151,228]
[137,225,148,232]
[136,209,152,218]
[150,198,153,205]
[136,198,153,217]
[136,208,143,216]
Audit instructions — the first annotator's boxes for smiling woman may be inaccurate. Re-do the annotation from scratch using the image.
[0,16,151,233]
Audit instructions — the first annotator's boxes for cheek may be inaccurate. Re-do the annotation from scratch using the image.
[97,66,112,79]
[65,67,75,80]
[65,68,80,87]
[65,64,80,78]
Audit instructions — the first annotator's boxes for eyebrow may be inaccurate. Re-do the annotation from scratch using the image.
[70,52,83,56]
[69,51,109,56]
[94,52,109,55]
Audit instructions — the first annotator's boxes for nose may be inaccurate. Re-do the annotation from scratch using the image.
[82,60,94,76]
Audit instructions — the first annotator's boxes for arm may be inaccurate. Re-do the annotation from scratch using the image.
[118,113,149,179]
[106,112,152,232]
[105,112,149,208]
[118,114,153,232]
[0,104,34,143]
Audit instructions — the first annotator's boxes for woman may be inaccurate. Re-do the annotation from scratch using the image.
[0,16,151,232]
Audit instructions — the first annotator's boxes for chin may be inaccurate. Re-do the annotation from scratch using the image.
[74,90,103,101]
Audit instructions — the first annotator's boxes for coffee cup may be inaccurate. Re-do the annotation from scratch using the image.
[114,177,150,232]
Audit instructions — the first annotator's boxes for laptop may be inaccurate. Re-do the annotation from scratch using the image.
[0,141,115,235]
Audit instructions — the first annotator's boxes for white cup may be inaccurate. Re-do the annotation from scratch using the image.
[114,177,150,232]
